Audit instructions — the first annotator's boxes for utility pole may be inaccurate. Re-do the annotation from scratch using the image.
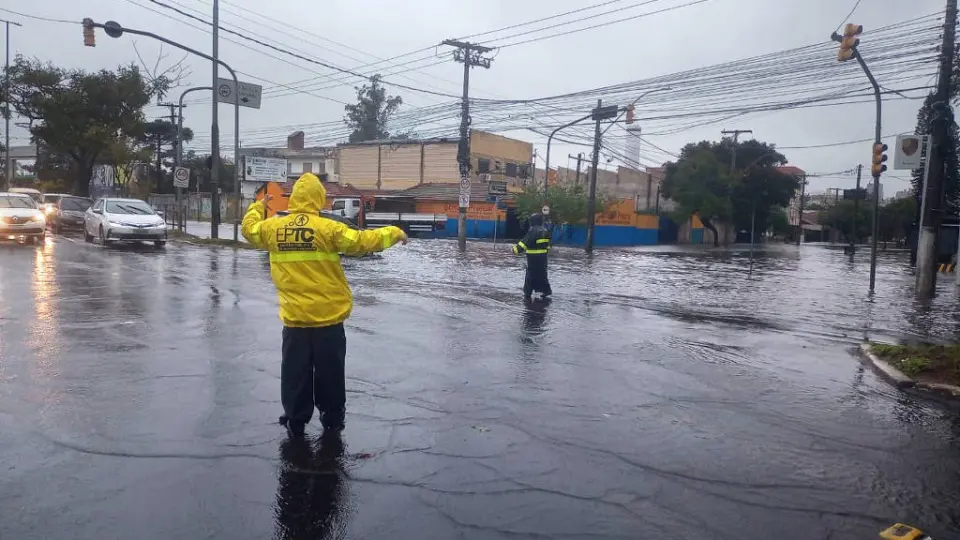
[573,153,583,185]
[721,129,753,173]
[796,175,807,246]
[210,0,221,239]
[443,39,493,252]
[722,129,753,248]
[158,101,184,193]
[850,164,862,255]
[585,100,619,253]
[917,0,958,294]
[3,19,22,192]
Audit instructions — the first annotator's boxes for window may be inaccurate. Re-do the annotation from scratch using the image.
[518,164,530,179]
[302,162,313,173]
[478,158,490,173]
[93,200,104,212]
[105,200,155,215]
[0,195,36,209]
[42,194,62,204]
[317,161,326,174]
[332,200,346,210]
[505,163,518,177]
[286,161,293,175]
[60,197,92,212]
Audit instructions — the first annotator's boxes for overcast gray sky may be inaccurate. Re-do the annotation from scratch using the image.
[3,0,951,193]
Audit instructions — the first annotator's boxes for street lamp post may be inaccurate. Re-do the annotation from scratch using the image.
[176,86,213,234]
[2,18,22,192]
[84,19,241,241]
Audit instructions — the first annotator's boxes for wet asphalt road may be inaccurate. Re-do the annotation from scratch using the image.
[1,235,960,540]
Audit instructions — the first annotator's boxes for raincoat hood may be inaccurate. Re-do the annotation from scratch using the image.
[288,173,326,214]
[529,213,543,227]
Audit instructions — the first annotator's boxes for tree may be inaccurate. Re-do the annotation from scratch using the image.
[515,183,612,225]
[179,150,235,193]
[101,137,151,196]
[819,200,871,243]
[662,139,799,244]
[135,119,193,193]
[769,208,791,238]
[6,56,163,196]
[910,93,960,215]
[879,197,917,244]
[344,75,403,143]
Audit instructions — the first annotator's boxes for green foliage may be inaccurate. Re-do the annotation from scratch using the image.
[344,75,403,143]
[6,56,163,197]
[135,119,193,193]
[515,183,612,225]
[179,150,236,193]
[879,197,917,242]
[818,200,872,242]
[661,139,799,235]
[897,356,931,376]
[768,208,791,237]
[911,93,960,213]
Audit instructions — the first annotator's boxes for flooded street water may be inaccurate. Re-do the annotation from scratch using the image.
[1,236,958,539]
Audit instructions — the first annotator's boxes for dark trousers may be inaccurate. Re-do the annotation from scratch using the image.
[281,324,346,429]
[523,255,552,297]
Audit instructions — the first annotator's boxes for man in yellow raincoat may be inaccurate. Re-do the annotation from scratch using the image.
[242,173,407,437]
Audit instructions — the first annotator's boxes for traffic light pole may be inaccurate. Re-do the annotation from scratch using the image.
[853,53,883,294]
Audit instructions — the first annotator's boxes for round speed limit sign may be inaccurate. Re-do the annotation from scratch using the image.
[173,167,190,188]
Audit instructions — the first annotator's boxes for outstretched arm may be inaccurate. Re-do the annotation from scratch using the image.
[241,199,268,249]
[333,223,407,256]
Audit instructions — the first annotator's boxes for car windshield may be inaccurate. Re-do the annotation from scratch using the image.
[43,195,62,204]
[61,197,92,212]
[0,196,38,209]
[105,200,155,215]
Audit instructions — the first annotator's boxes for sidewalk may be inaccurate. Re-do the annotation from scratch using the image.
[179,220,247,242]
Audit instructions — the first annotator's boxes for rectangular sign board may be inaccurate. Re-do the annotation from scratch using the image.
[893,134,925,170]
[173,166,190,189]
[843,188,867,201]
[487,180,508,195]
[244,156,287,183]
[217,78,263,109]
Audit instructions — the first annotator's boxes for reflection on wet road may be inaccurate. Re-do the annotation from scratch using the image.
[1,237,959,540]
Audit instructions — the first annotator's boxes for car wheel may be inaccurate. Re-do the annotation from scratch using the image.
[99,225,112,246]
[84,227,93,243]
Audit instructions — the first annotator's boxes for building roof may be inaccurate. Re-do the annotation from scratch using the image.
[777,165,807,177]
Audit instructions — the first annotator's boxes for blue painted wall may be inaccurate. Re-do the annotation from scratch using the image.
[444,218,503,238]
[442,219,658,246]
[691,229,704,244]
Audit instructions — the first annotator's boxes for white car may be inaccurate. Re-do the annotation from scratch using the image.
[0,193,46,243]
[85,198,167,247]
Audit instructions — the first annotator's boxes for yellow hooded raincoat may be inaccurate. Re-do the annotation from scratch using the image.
[241,173,406,327]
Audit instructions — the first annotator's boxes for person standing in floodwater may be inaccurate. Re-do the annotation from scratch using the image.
[241,172,408,438]
[513,213,553,300]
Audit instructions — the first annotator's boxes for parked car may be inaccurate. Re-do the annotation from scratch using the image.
[10,187,43,205]
[85,198,167,247]
[0,192,46,243]
[47,195,93,234]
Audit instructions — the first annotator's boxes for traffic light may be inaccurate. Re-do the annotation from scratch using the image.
[872,142,888,176]
[625,104,635,125]
[838,23,862,62]
[82,18,96,47]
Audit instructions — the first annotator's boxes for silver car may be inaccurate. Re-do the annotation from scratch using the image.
[0,192,46,243]
[84,198,168,247]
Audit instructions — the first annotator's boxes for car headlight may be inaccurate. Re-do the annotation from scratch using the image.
[30,213,45,222]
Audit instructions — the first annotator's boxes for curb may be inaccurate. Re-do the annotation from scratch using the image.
[859,344,960,399]
[857,344,915,388]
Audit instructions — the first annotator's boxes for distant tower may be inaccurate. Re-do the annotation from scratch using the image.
[623,126,643,169]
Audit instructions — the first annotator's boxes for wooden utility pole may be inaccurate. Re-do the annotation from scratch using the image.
[572,153,583,185]
[443,39,493,252]
[158,101,185,193]
[917,0,958,294]
[721,129,753,172]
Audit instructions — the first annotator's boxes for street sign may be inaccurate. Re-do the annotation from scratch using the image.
[843,188,867,200]
[173,166,190,189]
[591,104,619,121]
[216,78,263,109]
[893,134,924,170]
[487,180,507,194]
[244,156,287,182]
[459,176,471,208]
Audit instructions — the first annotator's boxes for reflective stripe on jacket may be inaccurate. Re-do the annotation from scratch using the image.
[242,173,405,327]
[513,227,551,255]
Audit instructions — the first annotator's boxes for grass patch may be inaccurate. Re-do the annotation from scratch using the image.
[869,343,960,386]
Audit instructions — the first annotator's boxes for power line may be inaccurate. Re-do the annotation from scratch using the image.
[0,8,77,24]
